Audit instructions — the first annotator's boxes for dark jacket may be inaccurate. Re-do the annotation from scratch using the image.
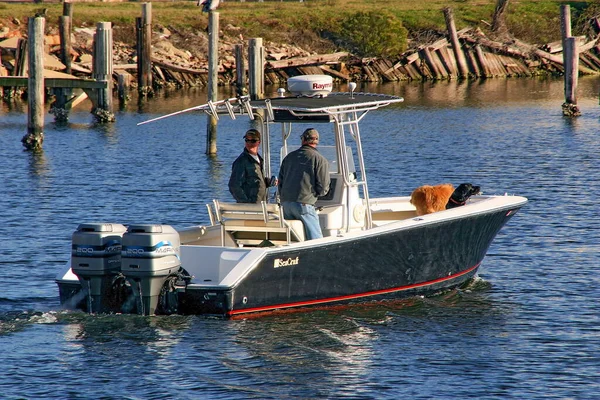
[278,145,330,205]
[228,149,268,203]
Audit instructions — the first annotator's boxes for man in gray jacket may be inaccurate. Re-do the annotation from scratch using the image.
[278,128,330,240]
[229,129,272,203]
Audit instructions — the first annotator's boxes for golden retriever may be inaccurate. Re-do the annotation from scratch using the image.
[410,184,455,216]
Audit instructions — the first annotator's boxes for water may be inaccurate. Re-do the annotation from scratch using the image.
[1,77,599,399]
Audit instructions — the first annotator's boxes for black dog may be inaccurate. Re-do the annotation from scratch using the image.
[446,183,481,209]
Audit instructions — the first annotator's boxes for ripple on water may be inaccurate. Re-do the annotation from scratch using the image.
[1,79,600,398]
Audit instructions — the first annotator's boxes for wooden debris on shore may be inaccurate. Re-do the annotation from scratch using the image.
[259,23,600,84]
[3,9,600,94]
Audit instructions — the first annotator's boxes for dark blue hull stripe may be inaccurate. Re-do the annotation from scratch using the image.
[227,262,480,316]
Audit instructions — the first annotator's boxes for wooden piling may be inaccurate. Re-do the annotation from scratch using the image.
[475,45,491,78]
[63,1,73,21]
[404,62,421,80]
[465,48,481,77]
[563,37,581,116]
[117,71,132,105]
[434,49,451,78]
[52,14,73,122]
[57,3,73,112]
[7,38,28,98]
[0,48,3,98]
[21,17,45,151]
[59,16,72,75]
[560,5,580,116]
[206,11,219,155]
[438,46,457,77]
[560,5,572,41]
[137,3,153,96]
[420,47,442,79]
[248,38,264,100]
[92,22,115,122]
[15,38,28,78]
[560,4,573,85]
[235,44,246,96]
[443,7,469,78]
[49,86,71,122]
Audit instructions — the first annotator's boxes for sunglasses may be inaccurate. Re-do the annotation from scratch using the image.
[245,139,259,143]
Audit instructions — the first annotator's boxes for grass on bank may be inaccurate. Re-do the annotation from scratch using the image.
[0,1,597,54]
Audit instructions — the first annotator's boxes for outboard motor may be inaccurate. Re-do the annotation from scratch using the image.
[121,224,181,315]
[71,223,127,313]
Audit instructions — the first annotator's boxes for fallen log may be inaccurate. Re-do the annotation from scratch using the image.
[114,63,137,70]
[542,36,586,53]
[510,38,565,64]
[318,65,350,81]
[151,58,208,74]
[70,63,92,74]
[266,52,349,69]
[511,38,599,74]
[579,37,599,53]
[460,34,594,73]
[459,34,534,60]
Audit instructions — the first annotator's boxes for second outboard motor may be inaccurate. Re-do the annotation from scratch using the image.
[121,224,181,315]
[71,223,127,313]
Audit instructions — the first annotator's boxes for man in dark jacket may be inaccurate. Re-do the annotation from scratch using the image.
[278,128,330,240]
[228,129,271,203]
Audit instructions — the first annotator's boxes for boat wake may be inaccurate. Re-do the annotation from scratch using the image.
[0,310,60,335]
[0,277,495,335]
[458,274,493,292]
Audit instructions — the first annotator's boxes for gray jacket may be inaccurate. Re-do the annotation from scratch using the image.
[278,145,330,205]
[228,149,268,203]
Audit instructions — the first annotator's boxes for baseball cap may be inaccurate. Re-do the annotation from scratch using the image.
[301,128,319,144]
[244,129,261,141]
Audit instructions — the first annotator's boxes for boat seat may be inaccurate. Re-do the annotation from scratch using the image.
[211,200,305,246]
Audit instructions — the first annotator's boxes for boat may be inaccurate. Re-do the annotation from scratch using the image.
[55,75,527,317]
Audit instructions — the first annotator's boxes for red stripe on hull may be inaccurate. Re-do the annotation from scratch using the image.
[227,262,481,316]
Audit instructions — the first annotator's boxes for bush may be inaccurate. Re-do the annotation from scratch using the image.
[339,11,408,58]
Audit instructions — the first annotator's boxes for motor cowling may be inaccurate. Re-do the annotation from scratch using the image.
[121,224,181,315]
[71,223,127,313]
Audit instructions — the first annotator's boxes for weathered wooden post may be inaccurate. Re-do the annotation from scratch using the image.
[248,38,264,100]
[475,45,491,78]
[21,17,45,151]
[15,38,28,77]
[560,5,580,116]
[560,4,571,40]
[7,38,27,98]
[443,7,469,79]
[420,47,442,80]
[63,1,73,21]
[234,43,246,96]
[59,17,72,74]
[0,47,3,98]
[136,3,153,96]
[52,12,73,122]
[206,11,219,155]
[563,37,580,116]
[92,22,115,122]
[117,71,132,106]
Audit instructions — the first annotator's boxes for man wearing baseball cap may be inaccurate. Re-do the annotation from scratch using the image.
[228,129,273,203]
[278,128,330,240]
